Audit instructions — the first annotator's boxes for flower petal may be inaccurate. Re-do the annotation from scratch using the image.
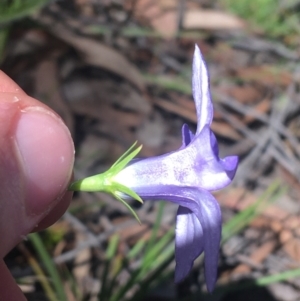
[196,189,222,292]
[182,125,238,191]
[210,130,219,157]
[181,124,194,148]
[114,126,238,192]
[175,206,204,282]
[120,185,221,291]
[193,45,213,134]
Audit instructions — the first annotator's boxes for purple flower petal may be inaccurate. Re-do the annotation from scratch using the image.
[181,124,194,148]
[175,206,204,282]
[114,126,238,192]
[122,185,221,291]
[193,45,213,134]
[196,190,222,292]
[181,125,238,190]
[210,130,219,157]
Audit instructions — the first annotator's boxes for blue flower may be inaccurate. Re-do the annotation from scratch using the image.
[113,45,238,291]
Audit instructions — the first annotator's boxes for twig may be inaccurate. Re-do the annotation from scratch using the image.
[215,103,300,182]
[214,92,300,158]
[230,37,299,60]
[54,217,136,264]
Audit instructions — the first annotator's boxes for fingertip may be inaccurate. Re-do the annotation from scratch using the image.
[0,71,76,260]
[32,190,73,232]
[15,106,75,216]
[0,260,27,301]
[0,70,25,94]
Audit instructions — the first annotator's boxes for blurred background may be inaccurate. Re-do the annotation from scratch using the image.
[2,0,300,300]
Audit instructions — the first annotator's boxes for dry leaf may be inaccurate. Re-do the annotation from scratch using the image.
[237,66,292,87]
[130,0,178,38]
[233,240,276,275]
[131,0,177,20]
[283,239,300,261]
[153,97,197,122]
[33,59,74,134]
[224,85,264,104]
[151,10,178,38]
[284,216,300,230]
[279,230,293,244]
[183,9,245,30]
[211,121,242,140]
[263,205,289,220]
[118,222,149,241]
[64,78,150,115]
[244,98,271,123]
[250,216,270,229]
[270,220,283,233]
[214,187,246,208]
[154,96,242,140]
[73,232,92,295]
[131,2,244,37]
[46,24,145,91]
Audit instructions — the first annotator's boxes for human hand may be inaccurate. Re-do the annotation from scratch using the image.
[0,71,74,300]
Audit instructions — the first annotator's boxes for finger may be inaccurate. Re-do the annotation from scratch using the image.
[0,71,74,257]
[33,191,72,232]
[0,259,27,301]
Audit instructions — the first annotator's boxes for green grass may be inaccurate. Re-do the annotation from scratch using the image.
[0,0,50,25]
[28,233,68,301]
[220,0,300,43]
[222,181,285,243]
[0,0,51,62]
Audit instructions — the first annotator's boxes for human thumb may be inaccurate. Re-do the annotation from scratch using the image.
[0,71,74,258]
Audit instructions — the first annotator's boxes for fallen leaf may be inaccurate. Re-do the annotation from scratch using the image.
[270,220,283,233]
[268,282,300,301]
[151,10,177,38]
[250,216,270,228]
[236,192,258,211]
[284,216,300,230]
[233,240,276,275]
[153,97,242,140]
[45,23,145,91]
[64,78,150,115]
[130,2,245,37]
[128,0,178,38]
[211,120,242,140]
[244,98,271,123]
[73,232,92,295]
[118,222,149,241]
[224,85,264,104]
[263,205,289,220]
[215,187,246,208]
[237,66,292,87]
[283,238,300,261]
[183,9,245,30]
[153,97,197,122]
[33,58,74,134]
[279,229,293,244]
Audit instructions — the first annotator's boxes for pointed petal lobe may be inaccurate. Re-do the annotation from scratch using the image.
[122,185,222,291]
[197,190,222,292]
[175,206,204,282]
[181,124,194,148]
[193,45,213,133]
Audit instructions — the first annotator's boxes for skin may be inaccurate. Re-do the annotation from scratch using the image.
[0,71,74,300]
